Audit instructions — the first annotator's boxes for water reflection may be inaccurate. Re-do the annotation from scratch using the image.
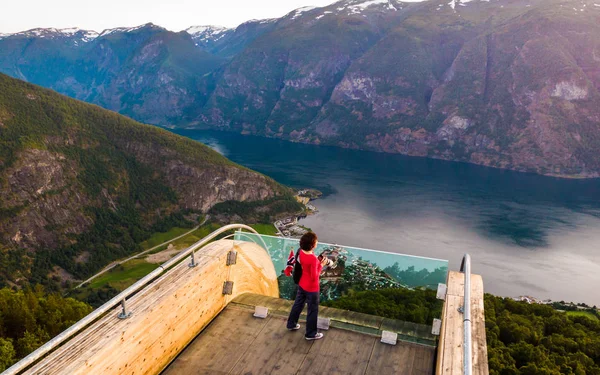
[172,129,600,305]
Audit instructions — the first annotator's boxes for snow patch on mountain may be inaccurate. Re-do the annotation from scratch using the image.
[315,10,334,19]
[335,0,403,15]
[186,25,232,46]
[289,6,318,20]
[186,25,229,35]
[441,0,494,11]
[99,23,164,37]
[0,27,100,42]
[238,18,278,27]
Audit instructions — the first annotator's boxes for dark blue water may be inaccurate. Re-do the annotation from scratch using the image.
[173,129,600,305]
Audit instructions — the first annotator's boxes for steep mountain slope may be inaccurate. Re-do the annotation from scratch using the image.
[186,20,277,58]
[0,73,298,287]
[0,24,224,126]
[202,0,600,177]
[309,0,600,176]
[1,0,600,177]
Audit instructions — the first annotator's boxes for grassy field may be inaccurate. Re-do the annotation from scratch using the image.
[88,259,160,290]
[139,227,193,250]
[170,223,222,248]
[566,310,599,321]
[77,221,278,303]
[251,223,279,236]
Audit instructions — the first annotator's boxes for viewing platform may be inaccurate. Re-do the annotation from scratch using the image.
[164,294,436,375]
[2,224,489,375]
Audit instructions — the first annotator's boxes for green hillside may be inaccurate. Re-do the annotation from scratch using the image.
[0,73,301,289]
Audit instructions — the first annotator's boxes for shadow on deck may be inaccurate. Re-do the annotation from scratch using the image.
[162,294,435,375]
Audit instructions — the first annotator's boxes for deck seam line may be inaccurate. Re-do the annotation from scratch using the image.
[363,336,379,375]
[227,314,272,375]
[295,338,315,375]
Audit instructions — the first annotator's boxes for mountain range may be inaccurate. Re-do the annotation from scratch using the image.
[1,0,600,177]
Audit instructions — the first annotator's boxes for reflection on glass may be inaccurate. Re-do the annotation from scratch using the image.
[233,232,449,302]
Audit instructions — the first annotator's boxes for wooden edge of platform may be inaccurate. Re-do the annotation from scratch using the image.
[436,271,489,375]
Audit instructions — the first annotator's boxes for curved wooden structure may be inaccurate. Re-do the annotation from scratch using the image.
[23,240,278,375]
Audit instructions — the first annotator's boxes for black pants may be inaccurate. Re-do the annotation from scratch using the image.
[287,286,319,338]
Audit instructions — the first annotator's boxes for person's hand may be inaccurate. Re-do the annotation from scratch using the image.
[320,257,328,266]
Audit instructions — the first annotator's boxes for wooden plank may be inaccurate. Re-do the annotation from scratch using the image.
[413,345,436,375]
[30,258,221,375]
[445,271,465,297]
[298,329,377,375]
[162,307,270,374]
[366,342,435,375]
[470,275,489,375]
[230,315,312,375]
[24,240,279,375]
[437,271,488,375]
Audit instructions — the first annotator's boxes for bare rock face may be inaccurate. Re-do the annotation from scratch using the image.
[551,81,589,101]
[117,140,280,213]
[0,149,93,249]
[436,116,472,141]
[160,160,276,212]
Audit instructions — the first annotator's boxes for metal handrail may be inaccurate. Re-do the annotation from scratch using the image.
[460,254,472,375]
[3,223,261,375]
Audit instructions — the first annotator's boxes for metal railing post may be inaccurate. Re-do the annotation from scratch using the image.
[117,298,132,319]
[189,248,197,267]
[460,254,472,375]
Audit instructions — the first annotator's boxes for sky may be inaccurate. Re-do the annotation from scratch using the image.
[1,0,428,34]
[1,0,340,34]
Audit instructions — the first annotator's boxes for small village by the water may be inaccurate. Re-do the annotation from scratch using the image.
[274,188,321,238]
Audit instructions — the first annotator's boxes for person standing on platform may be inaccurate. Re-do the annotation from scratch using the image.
[286,232,327,340]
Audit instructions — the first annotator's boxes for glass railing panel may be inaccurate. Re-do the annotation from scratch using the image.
[233,231,447,342]
[233,231,448,298]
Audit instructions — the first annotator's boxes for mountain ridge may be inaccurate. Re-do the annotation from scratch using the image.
[1,0,600,178]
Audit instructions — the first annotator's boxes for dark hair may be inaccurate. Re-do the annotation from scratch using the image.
[299,232,318,251]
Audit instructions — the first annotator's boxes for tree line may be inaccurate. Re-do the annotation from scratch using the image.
[0,286,92,372]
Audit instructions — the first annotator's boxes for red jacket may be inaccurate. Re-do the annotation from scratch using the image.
[298,250,322,292]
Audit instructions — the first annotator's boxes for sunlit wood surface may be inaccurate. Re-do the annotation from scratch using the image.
[22,240,279,375]
[436,271,489,375]
[163,296,436,375]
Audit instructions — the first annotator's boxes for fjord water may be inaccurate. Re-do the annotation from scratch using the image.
[174,129,600,306]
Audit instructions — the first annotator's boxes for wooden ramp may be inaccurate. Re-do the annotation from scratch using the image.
[162,295,435,375]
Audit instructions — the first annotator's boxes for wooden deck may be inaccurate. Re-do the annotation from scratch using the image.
[162,297,435,375]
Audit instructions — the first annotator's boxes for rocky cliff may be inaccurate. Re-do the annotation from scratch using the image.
[1,0,600,177]
[0,73,295,286]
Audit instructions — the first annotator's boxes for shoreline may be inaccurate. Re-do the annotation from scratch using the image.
[274,188,322,238]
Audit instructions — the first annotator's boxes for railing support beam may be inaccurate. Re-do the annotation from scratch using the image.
[460,254,472,375]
